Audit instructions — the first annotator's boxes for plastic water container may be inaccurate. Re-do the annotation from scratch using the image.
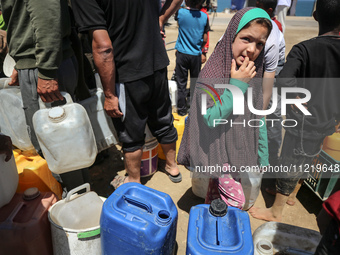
[80,88,119,153]
[0,188,57,255]
[33,92,97,174]
[0,78,12,89]
[240,170,263,210]
[253,222,322,255]
[141,125,159,177]
[48,183,104,255]
[158,112,187,160]
[323,132,340,161]
[100,183,178,255]
[186,199,253,254]
[13,149,63,200]
[0,153,19,208]
[191,172,209,199]
[0,87,35,151]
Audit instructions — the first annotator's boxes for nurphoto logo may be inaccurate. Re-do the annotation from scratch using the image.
[200,83,312,128]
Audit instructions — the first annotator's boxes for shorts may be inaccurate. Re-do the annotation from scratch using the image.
[112,68,178,152]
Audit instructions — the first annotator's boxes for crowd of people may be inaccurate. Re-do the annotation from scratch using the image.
[1,0,340,253]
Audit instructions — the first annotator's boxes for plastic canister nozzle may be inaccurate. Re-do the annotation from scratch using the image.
[48,107,66,122]
[209,198,228,217]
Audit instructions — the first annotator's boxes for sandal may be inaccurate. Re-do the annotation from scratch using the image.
[160,168,182,183]
[110,175,127,190]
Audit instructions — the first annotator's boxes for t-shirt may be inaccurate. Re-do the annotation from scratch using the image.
[71,0,169,83]
[277,0,291,7]
[263,19,285,73]
[175,8,209,56]
[272,17,283,33]
[277,36,340,139]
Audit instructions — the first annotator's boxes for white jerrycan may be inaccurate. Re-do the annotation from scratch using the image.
[79,88,118,152]
[0,87,35,151]
[0,152,19,208]
[0,78,12,89]
[32,92,97,174]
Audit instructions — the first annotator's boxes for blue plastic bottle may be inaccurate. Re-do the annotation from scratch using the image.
[186,199,254,254]
[100,183,178,255]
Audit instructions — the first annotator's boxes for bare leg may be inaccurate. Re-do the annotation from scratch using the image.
[265,179,303,206]
[286,179,303,206]
[123,149,143,183]
[160,142,180,176]
[249,192,288,222]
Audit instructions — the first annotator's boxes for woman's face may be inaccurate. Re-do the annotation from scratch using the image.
[232,23,268,67]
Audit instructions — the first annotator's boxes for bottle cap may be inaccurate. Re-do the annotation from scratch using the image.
[48,107,66,121]
[209,198,228,217]
[23,187,40,201]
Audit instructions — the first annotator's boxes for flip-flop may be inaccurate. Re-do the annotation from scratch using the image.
[161,169,182,183]
[110,175,127,190]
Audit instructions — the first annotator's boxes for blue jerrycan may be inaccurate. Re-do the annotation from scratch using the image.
[186,199,253,254]
[100,183,178,255]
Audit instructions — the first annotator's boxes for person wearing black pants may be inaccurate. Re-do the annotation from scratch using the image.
[175,51,201,116]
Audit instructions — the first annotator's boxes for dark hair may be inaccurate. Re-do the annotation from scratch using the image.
[257,0,278,11]
[316,0,340,30]
[187,0,205,8]
[242,18,273,39]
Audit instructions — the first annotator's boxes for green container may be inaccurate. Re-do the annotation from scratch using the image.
[304,150,340,201]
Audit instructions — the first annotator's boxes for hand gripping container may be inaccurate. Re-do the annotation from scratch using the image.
[32,92,97,174]
[100,183,178,255]
[186,199,253,255]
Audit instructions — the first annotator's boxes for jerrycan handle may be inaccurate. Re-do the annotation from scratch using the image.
[38,91,73,109]
[123,194,153,213]
[65,183,91,202]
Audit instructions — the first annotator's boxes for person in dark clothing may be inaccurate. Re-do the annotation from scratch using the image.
[71,0,183,186]
[174,0,209,116]
[250,0,340,222]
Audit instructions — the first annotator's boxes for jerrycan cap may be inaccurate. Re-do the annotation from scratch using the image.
[23,187,40,200]
[48,107,66,121]
[209,198,228,217]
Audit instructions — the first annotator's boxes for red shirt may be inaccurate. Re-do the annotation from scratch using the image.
[272,17,283,33]
[200,7,209,53]
[323,190,340,233]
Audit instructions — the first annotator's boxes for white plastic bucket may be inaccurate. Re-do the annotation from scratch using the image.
[80,88,119,153]
[253,222,322,254]
[0,88,35,151]
[0,153,18,208]
[33,92,97,174]
[48,184,104,255]
[140,125,159,177]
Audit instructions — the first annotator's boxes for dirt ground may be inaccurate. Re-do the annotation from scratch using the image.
[89,13,325,255]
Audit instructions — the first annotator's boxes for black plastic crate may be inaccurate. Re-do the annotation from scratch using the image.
[304,150,340,201]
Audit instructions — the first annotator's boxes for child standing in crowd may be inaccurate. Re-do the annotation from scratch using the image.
[174,0,209,116]
[250,0,340,222]
[178,8,272,209]
[276,0,291,33]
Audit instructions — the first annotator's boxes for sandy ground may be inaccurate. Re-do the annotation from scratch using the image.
[90,13,324,255]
